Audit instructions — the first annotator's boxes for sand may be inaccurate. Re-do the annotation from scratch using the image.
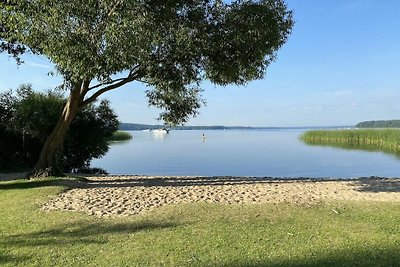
[41,176,400,217]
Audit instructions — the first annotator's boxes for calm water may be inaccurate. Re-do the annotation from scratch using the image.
[91,129,400,178]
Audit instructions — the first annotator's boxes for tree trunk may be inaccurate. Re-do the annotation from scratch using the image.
[31,86,83,178]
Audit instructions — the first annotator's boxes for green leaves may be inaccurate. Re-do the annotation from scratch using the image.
[0,0,27,63]
[2,0,293,125]
[146,86,205,126]
[202,0,293,85]
[0,84,119,171]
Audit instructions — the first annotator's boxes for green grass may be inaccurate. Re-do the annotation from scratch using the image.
[301,129,400,158]
[108,131,132,142]
[1,178,400,266]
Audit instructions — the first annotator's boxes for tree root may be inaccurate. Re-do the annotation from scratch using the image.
[29,167,65,179]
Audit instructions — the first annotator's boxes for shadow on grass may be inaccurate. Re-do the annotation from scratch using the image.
[0,254,30,265]
[2,176,399,194]
[227,246,400,267]
[0,178,84,190]
[1,221,179,248]
[2,176,294,190]
[0,220,180,265]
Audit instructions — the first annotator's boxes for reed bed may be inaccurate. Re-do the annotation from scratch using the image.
[108,131,132,142]
[301,129,400,156]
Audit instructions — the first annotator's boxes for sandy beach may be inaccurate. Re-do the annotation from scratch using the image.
[41,176,400,217]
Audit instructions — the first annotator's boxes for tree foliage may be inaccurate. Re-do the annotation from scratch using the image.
[1,0,293,125]
[0,84,118,171]
[0,0,26,63]
[0,0,293,176]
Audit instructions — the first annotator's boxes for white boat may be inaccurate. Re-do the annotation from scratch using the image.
[152,128,170,134]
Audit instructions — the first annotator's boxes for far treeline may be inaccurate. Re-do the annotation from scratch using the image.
[119,123,254,131]
[119,123,331,131]
[356,120,400,128]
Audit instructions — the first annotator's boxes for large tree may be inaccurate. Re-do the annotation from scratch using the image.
[1,0,293,177]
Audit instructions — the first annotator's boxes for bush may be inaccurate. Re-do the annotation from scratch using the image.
[0,84,118,172]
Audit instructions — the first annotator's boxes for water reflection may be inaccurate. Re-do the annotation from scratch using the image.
[109,139,132,146]
[93,130,400,177]
[301,139,400,160]
[152,131,168,140]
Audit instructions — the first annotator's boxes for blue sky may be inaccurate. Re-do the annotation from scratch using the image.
[1,0,400,127]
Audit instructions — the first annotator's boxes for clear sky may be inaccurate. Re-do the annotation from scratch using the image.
[1,0,400,127]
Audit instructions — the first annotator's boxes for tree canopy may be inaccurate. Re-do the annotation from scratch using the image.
[0,1,26,62]
[0,0,293,176]
[1,0,293,124]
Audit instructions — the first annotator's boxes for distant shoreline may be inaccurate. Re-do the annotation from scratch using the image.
[119,122,353,131]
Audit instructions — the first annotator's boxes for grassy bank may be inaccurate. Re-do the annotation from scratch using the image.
[301,129,400,156]
[108,131,132,142]
[1,178,400,266]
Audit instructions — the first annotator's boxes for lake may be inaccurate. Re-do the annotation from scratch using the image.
[91,129,400,178]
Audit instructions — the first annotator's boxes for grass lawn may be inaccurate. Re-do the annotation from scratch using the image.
[1,178,400,266]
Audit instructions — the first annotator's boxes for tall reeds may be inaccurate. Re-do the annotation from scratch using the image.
[301,129,400,156]
[108,131,132,142]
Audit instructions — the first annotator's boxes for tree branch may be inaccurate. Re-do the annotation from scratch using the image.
[137,79,150,85]
[88,77,126,91]
[79,79,91,103]
[107,0,124,18]
[80,71,141,107]
[87,66,140,91]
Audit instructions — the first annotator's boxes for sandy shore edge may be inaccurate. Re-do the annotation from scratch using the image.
[37,175,400,217]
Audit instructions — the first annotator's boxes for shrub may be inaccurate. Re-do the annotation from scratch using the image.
[0,84,118,172]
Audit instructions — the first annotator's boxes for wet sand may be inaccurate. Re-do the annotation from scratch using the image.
[42,176,400,217]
